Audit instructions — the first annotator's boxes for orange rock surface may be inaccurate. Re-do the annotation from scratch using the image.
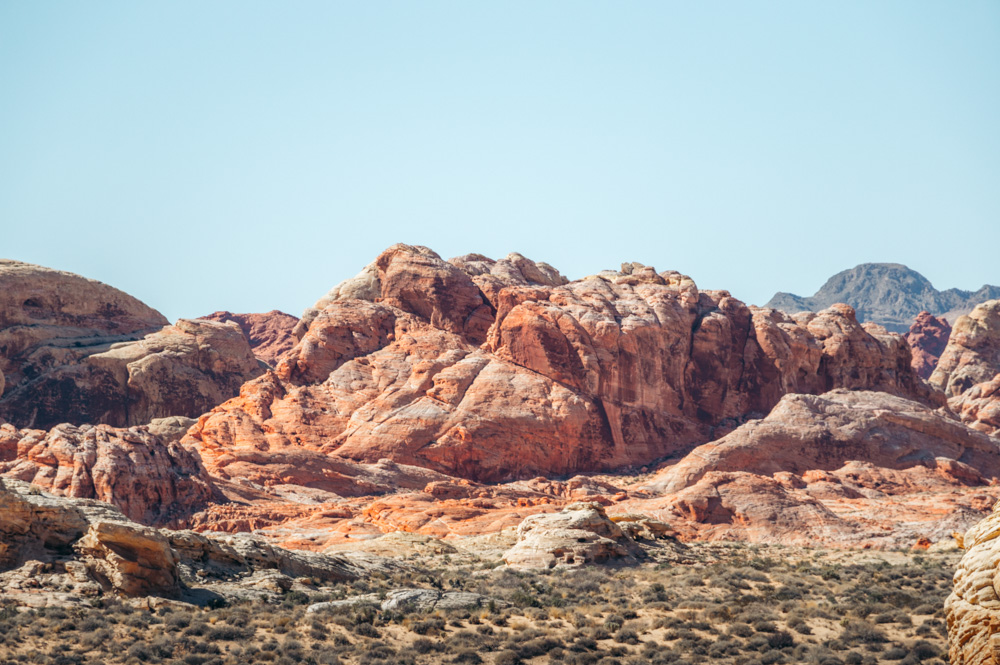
[905,311,951,379]
[199,310,299,366]
[0,418,215,526]
[185,244,932,487]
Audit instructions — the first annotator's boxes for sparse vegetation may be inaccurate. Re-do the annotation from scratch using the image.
[0,543,955,665]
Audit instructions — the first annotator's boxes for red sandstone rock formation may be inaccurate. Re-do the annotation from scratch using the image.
[929,300,1000,438]
[0,418,215,526]
[643,389,1000,494]
[0,260,265,429]
[0,260,168,428]
[185,244,932,487]
[905,311,951,379]
[930,300,1000,397]
[199,310,299,366]
[951,375,1000,437]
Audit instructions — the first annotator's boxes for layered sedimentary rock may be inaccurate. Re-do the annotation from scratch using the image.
[0,418,215,525]
[946,504,1000,665]
[186,244,931,485]
[931,300,1000,397]
[952,376,1000,438]
[929,300,1000,440]
[766,263,1000,333]
[644,390,1000,494]
[0,260,168,428]
[84,319,264,426]
[0,260,265,428]
[906,311,952,379]
[199,310,299,366]
[0,478,396,604]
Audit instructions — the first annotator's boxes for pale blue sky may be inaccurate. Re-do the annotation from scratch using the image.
[2,2,998,321]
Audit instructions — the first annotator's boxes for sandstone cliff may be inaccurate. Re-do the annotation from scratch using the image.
[0,417,216,526]
[199,310,299,366]
[644,389,1000,494]
[185,244,931,486]
[0,261,266,429]
[906,311,952,379]
[0,259,168,428]
[930,300,1000,439]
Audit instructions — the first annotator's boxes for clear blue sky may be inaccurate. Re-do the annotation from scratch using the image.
[2,2,998,321]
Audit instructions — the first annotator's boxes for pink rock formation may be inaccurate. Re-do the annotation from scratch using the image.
[643,389,1000,494]
[199,310,299,366]
[0,418,216,526]
[951,375,1000,437]
[930,300,1000,397]
[184,244,932,486]
[0,260,168,428]
[905,311,951,379]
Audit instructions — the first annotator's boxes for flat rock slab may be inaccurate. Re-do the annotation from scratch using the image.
[306,588,494,614]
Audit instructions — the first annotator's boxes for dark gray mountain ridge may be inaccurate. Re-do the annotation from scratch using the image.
[765,263,1000,333]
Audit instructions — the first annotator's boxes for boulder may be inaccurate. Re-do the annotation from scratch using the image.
[503,502,640,570]
[946,503,1000,665]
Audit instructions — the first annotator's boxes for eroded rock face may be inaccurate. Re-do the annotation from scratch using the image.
[185,245,932,485]
[503,502,640,570]
[931,300,1000,397]
[0,478,396,603]
[946,504,1000,665]
[952,376,1000,438]
[85,319,265,426]
[0,260,266,429]
[199,310,299,366]
[905,311,952,379]
[644,390,1000,495]
[0,418,215,526]
[0,260,168,428]
[929,300,1000,439]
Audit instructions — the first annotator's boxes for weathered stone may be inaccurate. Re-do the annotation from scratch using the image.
[199,310,299,366]
[905,311,952,379]
[644,389,1000,495]
[931,300,1000,397]
[0,260,168,428]
[0,420,215,525]
[503,502,640,570]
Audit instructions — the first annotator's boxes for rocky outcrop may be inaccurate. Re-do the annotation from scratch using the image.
[931,300,1000,397]
[766,263,1000,333]
[946,503,1000,665]
[85,319,265,426]
[0,478,396,605]
[928,300,1000,439]
[644,390,1000,495]
[199,310,299,366]
[503,502,641,570]
[905,311,952,379]
[185,244,931,485]
[0,260,168,428]
[952,376,1000,438]
[0,260,266,428]
[0,418,215,525]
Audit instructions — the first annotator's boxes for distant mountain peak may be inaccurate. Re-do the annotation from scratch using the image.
[766,263,1000,332]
